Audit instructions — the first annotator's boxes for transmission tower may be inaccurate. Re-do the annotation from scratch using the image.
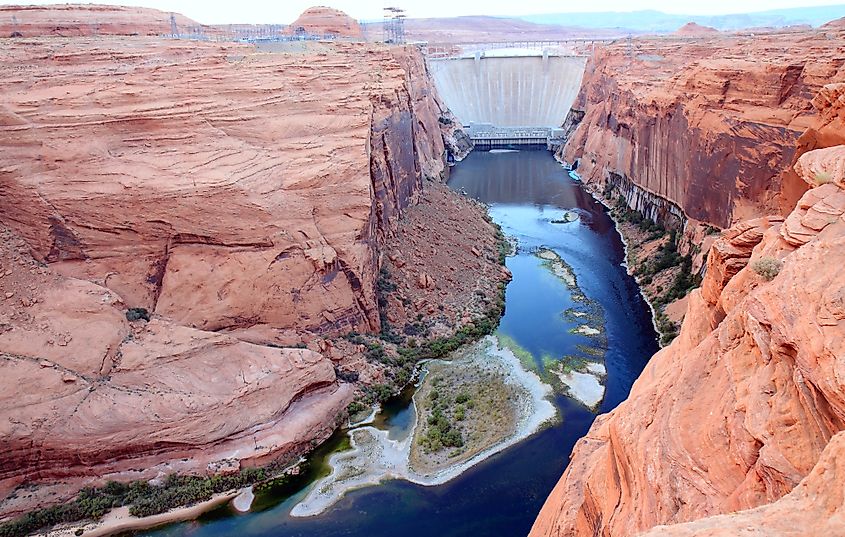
[383,7,406,44]
[170,13,178,37]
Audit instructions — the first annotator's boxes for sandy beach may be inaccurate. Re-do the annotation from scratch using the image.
[38,490,242,537]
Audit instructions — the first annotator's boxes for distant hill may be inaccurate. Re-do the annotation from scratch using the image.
[362,15,634,43]
[674,22,719,35]
[520,5,845,32]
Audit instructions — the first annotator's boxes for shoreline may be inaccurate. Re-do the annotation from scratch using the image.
[29,149,637,536]
[555,157,665,342]
[38,490,242,537]
[289,335,556,517]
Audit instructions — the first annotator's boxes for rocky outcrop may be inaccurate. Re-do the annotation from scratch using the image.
[531,89,845,535]
[640,431,845,537]
[287,6,363,39]
[560,27,845,231]
[0,4,197,37]
[0,224,352,515]
[0,38,455,339]
[0,34,467,516]
[822,16,845,29]
[674,22,719,35]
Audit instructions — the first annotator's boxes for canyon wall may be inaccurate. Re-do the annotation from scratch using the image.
[531,72,845,536]
[0,4,198,37]
[560,26,845,231]
[0,34,466,516]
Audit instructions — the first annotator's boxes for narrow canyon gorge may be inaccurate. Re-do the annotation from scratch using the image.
[2,4,845,537]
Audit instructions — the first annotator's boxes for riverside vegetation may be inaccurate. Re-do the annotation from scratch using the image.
[345,221,511,418]
[0,465,299,537]
[606,190,704,345]
[0,223,511,537]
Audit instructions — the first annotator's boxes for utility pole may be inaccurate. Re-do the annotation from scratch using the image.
[383,7,406,44]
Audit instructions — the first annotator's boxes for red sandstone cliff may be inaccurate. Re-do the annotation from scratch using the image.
[531,83,845,536]
[287,6,362,39]
[559,26,845,232]
[0,4,197,37]
[0,33,470,516]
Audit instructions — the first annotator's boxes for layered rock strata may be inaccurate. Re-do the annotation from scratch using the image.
[0,4,197,37]
[0,36,468,516]
[640,430,845,537]
[531,85,845,536]
[560,26,845,231]
[287,6,363,39]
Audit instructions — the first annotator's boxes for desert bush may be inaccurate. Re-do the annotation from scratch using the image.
[814,171,834,186]
[125,307,150,322]
[347,400,367,415]
[0,467,278,537]
[751,257,782,281]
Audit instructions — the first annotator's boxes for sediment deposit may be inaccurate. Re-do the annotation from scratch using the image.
[291,336,555,517]
[531,80,845,536]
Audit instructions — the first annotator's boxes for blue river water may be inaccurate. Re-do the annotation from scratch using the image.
[140,148,657,537]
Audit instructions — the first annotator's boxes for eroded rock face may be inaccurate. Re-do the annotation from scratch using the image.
[531,114,845,536]
[640,431,845,537]
[0,225,351,514]
[287,7,363,39]
[560,27,845,229]
[0,5,198,37]
[0,35,466,516]
[0,38,456,338]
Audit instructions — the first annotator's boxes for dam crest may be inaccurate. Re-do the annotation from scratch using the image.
[427,48,588,147]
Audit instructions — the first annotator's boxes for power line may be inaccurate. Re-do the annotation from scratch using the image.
[383,7,406,44]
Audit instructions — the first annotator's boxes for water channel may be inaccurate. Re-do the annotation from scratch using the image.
[142,147,658,537]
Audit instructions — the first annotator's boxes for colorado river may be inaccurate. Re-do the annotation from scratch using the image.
[142,148,657,537]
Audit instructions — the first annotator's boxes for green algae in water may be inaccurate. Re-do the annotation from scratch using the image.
[495,332,537,373]
[576,344,605,358]
[224,428,355,516]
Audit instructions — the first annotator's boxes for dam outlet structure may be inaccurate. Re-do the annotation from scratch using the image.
[427,51,587,148]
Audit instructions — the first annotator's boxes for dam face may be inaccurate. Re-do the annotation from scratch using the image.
[428,54,587,142]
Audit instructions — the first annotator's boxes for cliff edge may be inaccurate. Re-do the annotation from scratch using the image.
[0,33,473,518]
[531,83,845,536]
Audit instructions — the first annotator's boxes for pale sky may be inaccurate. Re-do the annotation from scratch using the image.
[5,0,844,24]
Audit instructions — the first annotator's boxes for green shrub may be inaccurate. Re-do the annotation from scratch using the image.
[125,307,150,322]
[347,400,367,415]
[814,171,834,186]
[751,257,782,281]
[455,392,471,404]
[654,311,678,346]
[0,466,279,537]
[420,406,463,451]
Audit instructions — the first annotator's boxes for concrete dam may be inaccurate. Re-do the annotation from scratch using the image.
[427,53,587,146]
